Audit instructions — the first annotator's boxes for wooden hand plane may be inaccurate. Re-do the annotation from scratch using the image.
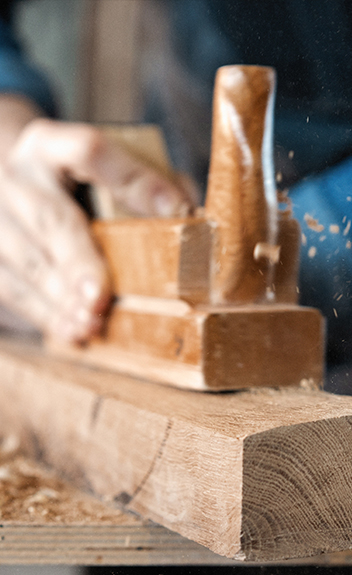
[50,65,325,391]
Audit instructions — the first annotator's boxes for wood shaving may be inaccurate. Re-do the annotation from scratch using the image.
[25,488,59,506]
[308,246,317,258]
[0,447,133,525]
[0,435,20,456]
[329,225,340,234]
[299,378,317,391]
[277,191,292,216]
[0,466,12,481]
[343,220,351,236]
[304,213,324,233]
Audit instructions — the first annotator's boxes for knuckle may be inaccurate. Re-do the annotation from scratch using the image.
[74,126,107,165]
[11,118,56,163]
[20,118,55,144]
[23,248,50,284]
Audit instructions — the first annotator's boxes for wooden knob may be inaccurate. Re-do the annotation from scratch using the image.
[205,65,278,304]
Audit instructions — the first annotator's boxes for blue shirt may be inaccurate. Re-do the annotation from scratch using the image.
[0,14,56,116]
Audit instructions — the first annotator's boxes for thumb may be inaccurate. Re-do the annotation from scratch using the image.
[14,119,196,218]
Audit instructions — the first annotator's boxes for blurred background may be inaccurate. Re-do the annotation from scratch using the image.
[3,0,352,573]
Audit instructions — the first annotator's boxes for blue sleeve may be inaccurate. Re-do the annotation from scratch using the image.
[291,157,352,365]
[0,18,57,116]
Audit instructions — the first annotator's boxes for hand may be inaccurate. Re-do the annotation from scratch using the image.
[0,102,197,343]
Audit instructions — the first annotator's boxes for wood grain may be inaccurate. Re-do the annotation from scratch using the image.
[49,303,324,391]
[206,66,278,304]
[0,524,231,566]
[93,213,299,305]
[1,456,351,567]
[93,217,212,304]
[273,214,301,303]
[0,340,352,561]
[0,453,231,565]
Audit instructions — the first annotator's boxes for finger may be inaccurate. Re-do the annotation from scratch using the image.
[0,261,53,333]
[0,207,104,338]
[11,119,195,217]
[0,171,111,327]
[0,208,63,301]
[110,169,194,217]
[0,258,105,344]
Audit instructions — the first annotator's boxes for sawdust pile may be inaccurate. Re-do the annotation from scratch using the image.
[0,435,132,525]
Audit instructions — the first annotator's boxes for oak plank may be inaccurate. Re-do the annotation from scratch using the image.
[0,340,352,561]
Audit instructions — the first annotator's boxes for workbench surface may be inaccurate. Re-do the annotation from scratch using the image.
[0,452,233,566]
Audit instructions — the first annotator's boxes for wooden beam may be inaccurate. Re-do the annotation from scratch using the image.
[1,340,352,562]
